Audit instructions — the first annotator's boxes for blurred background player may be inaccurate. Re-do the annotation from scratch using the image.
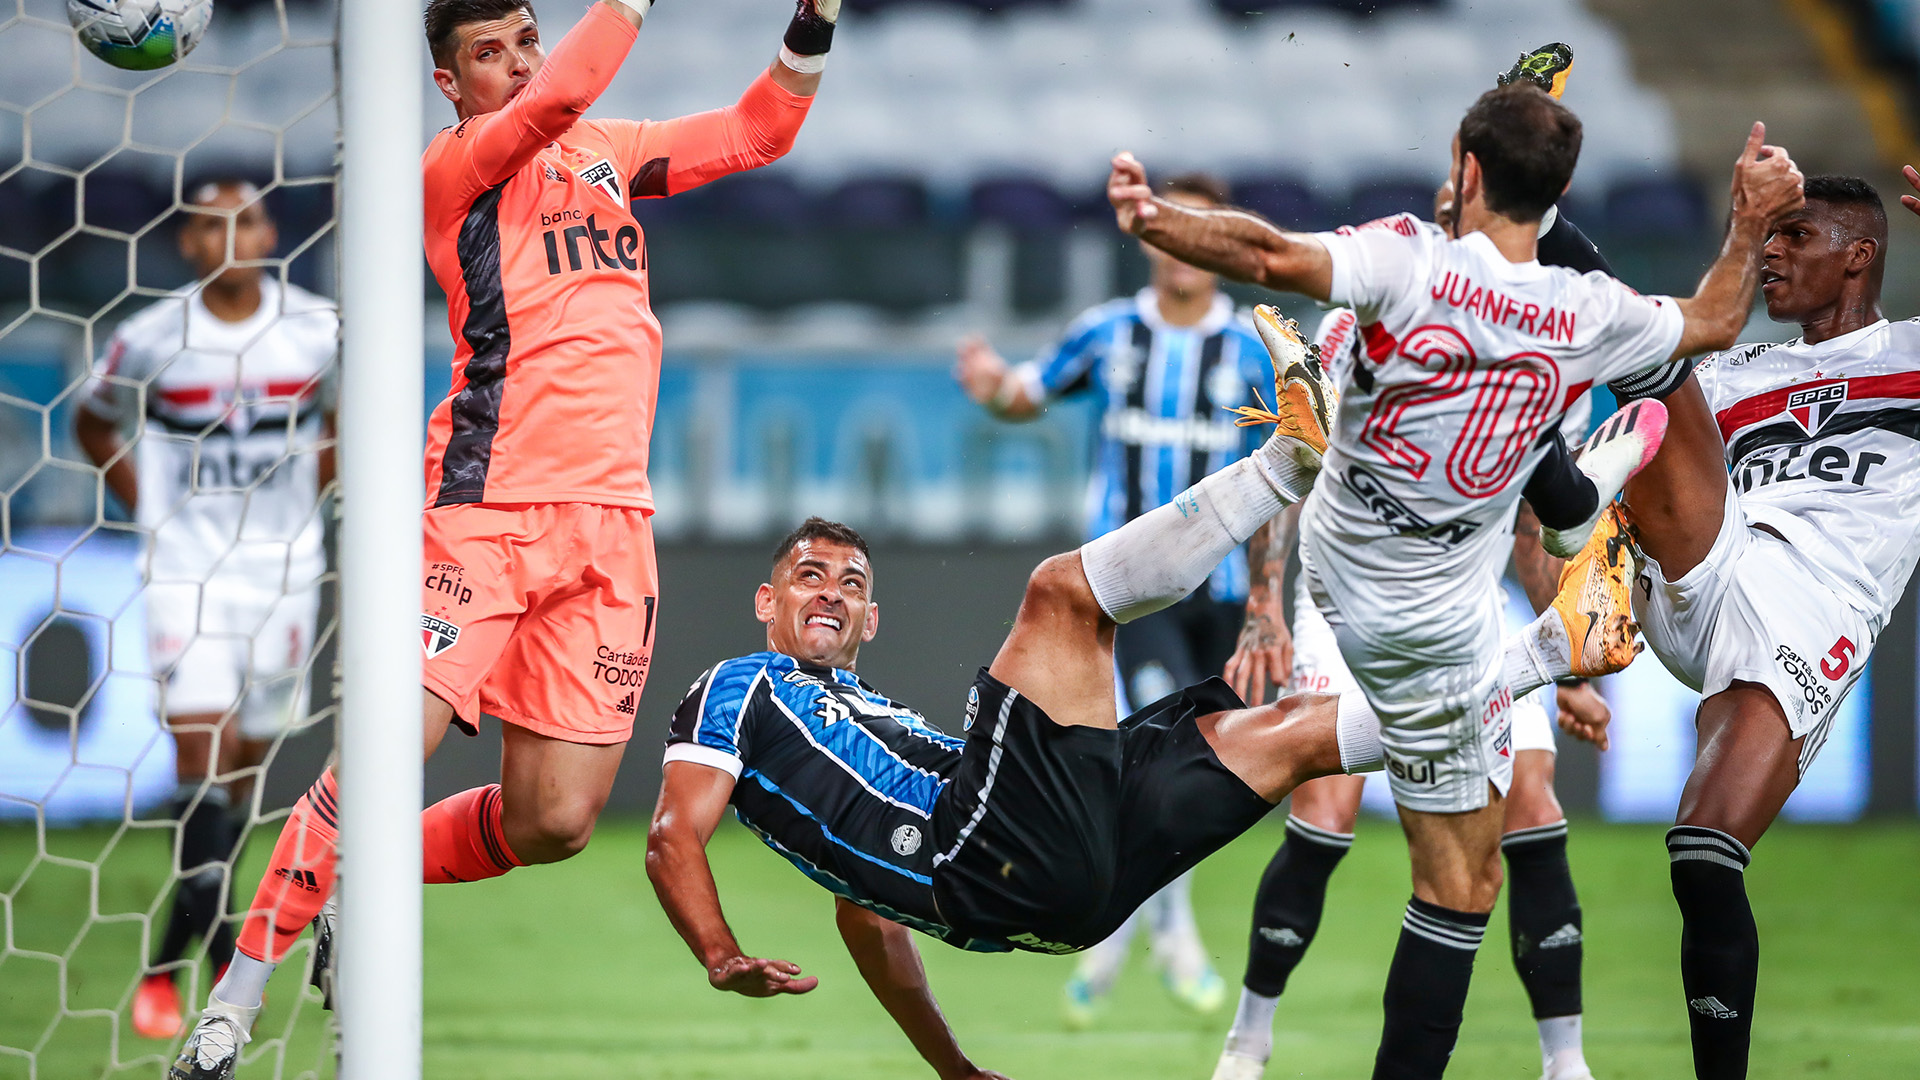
[1110,85,1804,1077]
[1213,50,1618,1080]
[74,179,336,1043]
[170,0,829,1075]
[954,171,1275,1023]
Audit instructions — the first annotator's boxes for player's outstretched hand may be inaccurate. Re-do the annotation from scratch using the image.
[954,335,1007,404]
[1555,681,1611,751]
[708,955,820,997]
[1107,152,1156,235]
[1728,121,1804,227]
[1901,165,1920,219]
[1225,593,1292,706]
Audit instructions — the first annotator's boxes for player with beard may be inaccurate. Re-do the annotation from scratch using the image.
[1212,175,1614,1080]
[644,369,1639,1077]
[1570,172,1920,1079]
[1106,84,1805,1076]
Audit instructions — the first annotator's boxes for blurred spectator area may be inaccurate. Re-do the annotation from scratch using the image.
[0,0,1722,322]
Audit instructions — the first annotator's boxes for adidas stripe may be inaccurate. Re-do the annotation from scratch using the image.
[1666,825,1751,872]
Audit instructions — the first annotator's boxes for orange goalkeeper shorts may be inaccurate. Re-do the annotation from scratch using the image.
[420,503,658,745]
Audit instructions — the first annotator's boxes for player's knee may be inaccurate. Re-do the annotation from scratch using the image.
[1024,553,1100,621]
[506,800,601,864]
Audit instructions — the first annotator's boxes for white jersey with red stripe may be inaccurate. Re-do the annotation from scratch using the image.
[83,279,336,586]
[1300,214,1683,665]
[1699,317,1920,629]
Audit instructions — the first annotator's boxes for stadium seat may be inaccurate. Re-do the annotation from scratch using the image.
[697,174,817,228]
[81,171,171,236]
[1603,177,1707,239]
[1229,175,1328,231]
[820,176,933,228]
[1349,177,1435,224]
[969,178,1076,230]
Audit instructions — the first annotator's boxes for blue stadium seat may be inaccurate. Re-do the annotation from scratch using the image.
[1228,175,1328,231]
[969,177,1074,230]
[1603,178,1706,239]
[820,176,931,228]
[1348,178,1435,226]
[696,173,816,227]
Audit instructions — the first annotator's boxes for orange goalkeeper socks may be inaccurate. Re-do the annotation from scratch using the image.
[236,770,339,963]
[422,784,524,884]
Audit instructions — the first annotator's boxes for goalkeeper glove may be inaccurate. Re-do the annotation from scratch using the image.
[784,0,839,58]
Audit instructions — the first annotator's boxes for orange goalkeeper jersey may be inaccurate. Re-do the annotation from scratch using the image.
[421,3,812,509]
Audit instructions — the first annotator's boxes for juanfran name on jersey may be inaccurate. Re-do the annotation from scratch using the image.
[1699,318,1920,621]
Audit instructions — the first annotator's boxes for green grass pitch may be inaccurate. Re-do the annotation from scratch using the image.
[3,816,1916,1078]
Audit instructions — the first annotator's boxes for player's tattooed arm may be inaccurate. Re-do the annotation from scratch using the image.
[1673,122,1805,359]
[1107,152,1334,300]
[835,901,1011,1080]
[1226,503,1299,705]
[647,762,820,997]
[1510,501,1564,614]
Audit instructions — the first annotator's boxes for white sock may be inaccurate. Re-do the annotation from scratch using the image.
[1336,694,1385,774]
[1504,611,1573,700]
[212,953,276,1010]
[1223,987,1280,1061]
[1539,1014,1587,1075]
[1082,448,1299,624]
[1074,911,1138,996]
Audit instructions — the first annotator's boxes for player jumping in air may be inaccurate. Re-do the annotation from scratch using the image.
[1214,47,1619,1080]
[1107,85,1805,1077]
[172,0,832,1075]
[1566,171,1920,1079]
[76,180,337,1042]
[955,171,1270,1023]
[643,348,1635,1077]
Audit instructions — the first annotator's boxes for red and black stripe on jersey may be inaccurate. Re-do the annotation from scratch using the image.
[1716,370,1920,467]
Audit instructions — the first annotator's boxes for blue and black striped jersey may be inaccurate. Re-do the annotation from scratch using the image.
[1017,289,1272,603]
[663,651,1009,952]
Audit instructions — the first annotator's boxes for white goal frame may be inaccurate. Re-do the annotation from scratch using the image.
[335,0,423,1076]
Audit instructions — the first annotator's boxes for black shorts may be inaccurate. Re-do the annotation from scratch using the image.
[1113,595,1243,709]
[928,669,1274,954]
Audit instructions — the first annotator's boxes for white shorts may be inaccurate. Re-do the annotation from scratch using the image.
[1298,573,1515,814]
[1291,591,1556,755]
[147,577,320,739]
[1635,487,1872,774]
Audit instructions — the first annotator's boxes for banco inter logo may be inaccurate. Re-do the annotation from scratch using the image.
[539,209,643,276]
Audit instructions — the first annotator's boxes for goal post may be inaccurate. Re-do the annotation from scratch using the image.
[334,0,424,1074]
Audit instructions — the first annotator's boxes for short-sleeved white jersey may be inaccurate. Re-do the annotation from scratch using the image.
[1300,215,1683,662]
[1699,317,1920,629]
[83,278,337,586]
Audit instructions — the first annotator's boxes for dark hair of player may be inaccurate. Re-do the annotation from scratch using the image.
[1456,84,1582,223]
[1155,172,1230,207]
[1803,175,1887,233]
[772,517,871,570]
[425,0,537,70]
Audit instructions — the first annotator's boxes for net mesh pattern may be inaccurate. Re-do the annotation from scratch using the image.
[2,1,342,1075]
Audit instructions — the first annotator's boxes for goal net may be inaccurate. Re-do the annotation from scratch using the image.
[0,0,418,1076]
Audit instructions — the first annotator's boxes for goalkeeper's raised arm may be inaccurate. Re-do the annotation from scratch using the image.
[1106,152,1335,301]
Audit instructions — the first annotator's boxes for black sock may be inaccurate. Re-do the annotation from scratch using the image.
[1242,817,1352,996]
[154,783,236,971]
[1521,431,1599,530]
[1373,897,1488,1080]
[1668,826,1757,1080]
[1503,820,1583,1020]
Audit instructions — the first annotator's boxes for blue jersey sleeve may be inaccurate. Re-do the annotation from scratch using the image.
[1234,326,1275,458]
[1027,301,1124,402]
[663,657,765,777]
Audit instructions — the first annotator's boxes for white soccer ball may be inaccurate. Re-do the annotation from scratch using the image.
[68,0,213,71]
